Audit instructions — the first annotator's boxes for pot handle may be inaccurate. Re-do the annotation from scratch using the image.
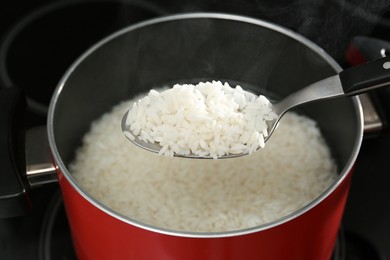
[345,36,390,135]
[0,87,58,218]
[0,86,32,217]
[340,56,390,96]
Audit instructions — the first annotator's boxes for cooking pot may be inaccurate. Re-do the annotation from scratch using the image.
[0,13,364,260]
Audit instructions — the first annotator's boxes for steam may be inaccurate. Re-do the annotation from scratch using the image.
[309,0,390,62]
[174,0,390,63]
[250,0,390,62]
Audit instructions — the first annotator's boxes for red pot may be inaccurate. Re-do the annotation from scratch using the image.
[56,167,353,260]
[4,13,365,260]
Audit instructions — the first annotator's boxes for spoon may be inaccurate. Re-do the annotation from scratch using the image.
[122,56,390,159]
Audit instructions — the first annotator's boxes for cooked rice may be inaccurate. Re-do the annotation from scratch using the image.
[70,89,337,233]
[123,81,277,158]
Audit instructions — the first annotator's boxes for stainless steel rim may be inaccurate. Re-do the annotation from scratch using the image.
[47,12,364,238]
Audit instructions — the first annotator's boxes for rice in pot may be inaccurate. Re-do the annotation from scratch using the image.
[70,89,337,233]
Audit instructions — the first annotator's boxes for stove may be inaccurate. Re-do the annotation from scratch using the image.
[1,0,390,259]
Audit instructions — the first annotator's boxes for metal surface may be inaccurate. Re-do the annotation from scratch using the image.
[265,75,344,143]
[360,93,384,134]
[26,127,57,187]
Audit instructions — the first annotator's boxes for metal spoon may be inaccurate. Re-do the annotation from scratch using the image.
[122,56,390,159]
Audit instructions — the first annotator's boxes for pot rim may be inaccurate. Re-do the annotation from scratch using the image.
[47,12,364,238]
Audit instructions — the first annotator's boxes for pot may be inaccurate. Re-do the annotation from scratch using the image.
[1,13,364,260]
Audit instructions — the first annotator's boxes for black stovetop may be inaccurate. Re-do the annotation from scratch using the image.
[1,1,390,259]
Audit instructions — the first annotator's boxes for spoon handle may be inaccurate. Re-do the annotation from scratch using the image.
[340,56,390,96]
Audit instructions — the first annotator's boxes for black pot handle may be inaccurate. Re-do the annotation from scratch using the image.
[0,86,32,217]
[340,56,390,96]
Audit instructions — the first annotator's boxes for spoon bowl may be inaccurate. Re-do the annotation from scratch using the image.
[121,109,249,159]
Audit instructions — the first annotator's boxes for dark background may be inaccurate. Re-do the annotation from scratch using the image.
[1,0,390,259]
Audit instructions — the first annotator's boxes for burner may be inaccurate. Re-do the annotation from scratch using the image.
[39,190,76,260]
[0,0,168,124]
[343,230,387,260]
